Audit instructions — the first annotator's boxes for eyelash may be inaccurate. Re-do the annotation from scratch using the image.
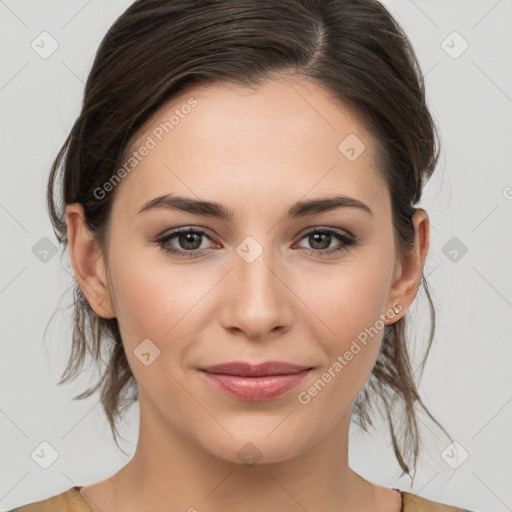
[154,226,356,259]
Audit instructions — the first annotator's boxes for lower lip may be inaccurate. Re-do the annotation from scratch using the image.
[200,370,311,401]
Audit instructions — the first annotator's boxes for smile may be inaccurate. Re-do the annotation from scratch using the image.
[199,361,312,401]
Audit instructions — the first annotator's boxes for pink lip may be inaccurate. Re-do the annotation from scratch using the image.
[199,361,312,401]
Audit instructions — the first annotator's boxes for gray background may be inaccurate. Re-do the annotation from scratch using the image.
[1,1,511,511]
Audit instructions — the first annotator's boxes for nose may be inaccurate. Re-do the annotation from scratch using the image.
[218,242,294,341]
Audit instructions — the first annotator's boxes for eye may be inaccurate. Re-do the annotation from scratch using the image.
[155,227,217,259]
[294,227,356,256]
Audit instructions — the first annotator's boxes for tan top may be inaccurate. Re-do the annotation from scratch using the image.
[8,486,473,511]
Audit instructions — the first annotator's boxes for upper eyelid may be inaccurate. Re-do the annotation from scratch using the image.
[156,226,217,242]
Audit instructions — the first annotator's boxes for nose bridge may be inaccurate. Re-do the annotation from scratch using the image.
[221,234,292,338]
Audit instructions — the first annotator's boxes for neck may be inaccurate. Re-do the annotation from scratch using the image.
[96,397,378,512]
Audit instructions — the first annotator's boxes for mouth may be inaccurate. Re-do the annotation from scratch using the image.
[199,361,313,401]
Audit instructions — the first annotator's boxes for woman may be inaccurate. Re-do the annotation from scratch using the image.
[11,0,474,510]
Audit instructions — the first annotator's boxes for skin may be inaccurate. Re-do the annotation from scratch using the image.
[66,76,429,512]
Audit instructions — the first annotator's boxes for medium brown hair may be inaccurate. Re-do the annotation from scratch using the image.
[47,0,451,478]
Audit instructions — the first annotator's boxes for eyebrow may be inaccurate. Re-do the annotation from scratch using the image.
[137,193,373,219]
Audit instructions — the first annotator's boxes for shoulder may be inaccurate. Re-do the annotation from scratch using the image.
[402,491,475,512]
[8,487,91,512]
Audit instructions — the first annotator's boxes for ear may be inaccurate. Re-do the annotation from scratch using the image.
[65,203,116,319]
[386,208,430,324]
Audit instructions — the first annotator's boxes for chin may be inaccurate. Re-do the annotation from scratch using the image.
[199,427,318,467]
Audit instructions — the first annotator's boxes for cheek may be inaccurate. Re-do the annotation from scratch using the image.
[299,254,394,397]
[110,264,179,338]
[306,257,393,343]
[106,237,216,355]
[105,245,206,415]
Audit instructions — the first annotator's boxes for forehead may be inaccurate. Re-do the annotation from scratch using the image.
[112,77,387,216]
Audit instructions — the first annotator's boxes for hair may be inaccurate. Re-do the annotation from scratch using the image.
[46,0,451,478]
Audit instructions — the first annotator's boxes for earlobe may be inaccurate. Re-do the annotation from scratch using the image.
[65,203,116,319]
[386,209,430,323]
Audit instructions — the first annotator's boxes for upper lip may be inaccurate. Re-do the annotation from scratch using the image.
[199,361,312,377]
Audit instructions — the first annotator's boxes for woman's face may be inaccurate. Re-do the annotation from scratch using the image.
[68,77,427,465]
